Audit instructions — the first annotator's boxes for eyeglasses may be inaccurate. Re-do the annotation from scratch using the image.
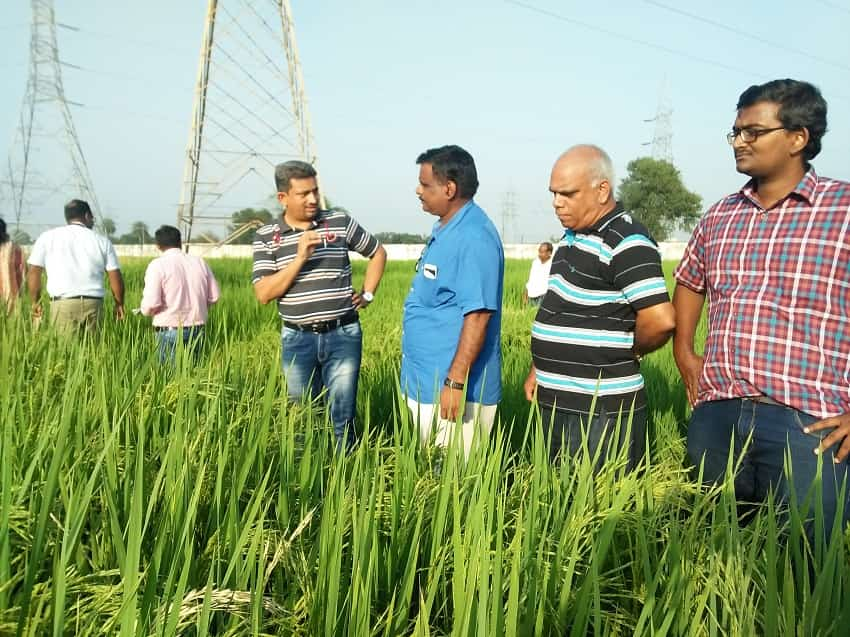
[726,126,786,145]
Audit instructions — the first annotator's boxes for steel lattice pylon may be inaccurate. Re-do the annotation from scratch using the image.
[2,0,100,234]
[177,0,320,247]
[643,78,674,164]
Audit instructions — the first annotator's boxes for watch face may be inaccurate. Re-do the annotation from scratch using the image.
[362,291,374,302]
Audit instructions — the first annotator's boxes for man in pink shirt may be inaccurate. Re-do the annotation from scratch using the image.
[140,225,220,363]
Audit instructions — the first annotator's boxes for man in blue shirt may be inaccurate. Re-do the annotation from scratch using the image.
[401,145,504,457]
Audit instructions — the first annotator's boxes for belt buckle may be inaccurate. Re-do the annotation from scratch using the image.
[308,322,325,334]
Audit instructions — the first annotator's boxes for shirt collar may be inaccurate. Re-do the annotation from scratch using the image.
[280,210,325,233]
[739,165,819,207]
[432,200,474,237]
[586,202,625,234]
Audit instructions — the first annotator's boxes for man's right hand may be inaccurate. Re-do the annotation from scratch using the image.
[296,230,323,260]
[31,303,43,321]
[674,349,704,406]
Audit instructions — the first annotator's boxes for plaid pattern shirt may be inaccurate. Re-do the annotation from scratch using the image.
[675,168,850,418]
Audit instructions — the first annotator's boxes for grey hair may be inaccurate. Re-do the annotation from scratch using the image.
[561,144,615,187]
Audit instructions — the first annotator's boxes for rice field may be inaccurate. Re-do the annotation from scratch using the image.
[1,258,848,636]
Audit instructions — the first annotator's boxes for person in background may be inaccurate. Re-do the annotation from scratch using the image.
[140,225,220,363]
[252,160,387,452]
[401,145,504,458]
[524,145,675,467]
[522,241,553,306]
[27,199,124,333]
[673,79,850,541]
[0,218,25,312]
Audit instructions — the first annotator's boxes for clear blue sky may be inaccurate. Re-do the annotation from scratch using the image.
[1,0,848,242]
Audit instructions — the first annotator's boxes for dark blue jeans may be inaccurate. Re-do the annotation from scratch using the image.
[155,325,205,364]
[687,399,850,540]
[540,404,646,471]
[281,320,362,451]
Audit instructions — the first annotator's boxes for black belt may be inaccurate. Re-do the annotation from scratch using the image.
[283,311,358,334]
[154,325,204,332]
[746,395,782,406]
[51,295,102,301]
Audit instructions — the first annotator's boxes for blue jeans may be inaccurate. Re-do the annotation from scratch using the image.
[687,399,850,541]
[155,326,205,364]
[281,320,362,451]
[540,404,646,471]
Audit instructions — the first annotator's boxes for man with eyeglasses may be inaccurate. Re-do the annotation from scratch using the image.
[252,160,387,452]
[27,199,125,333]
[673,79,850,540]
[401,145,504,458]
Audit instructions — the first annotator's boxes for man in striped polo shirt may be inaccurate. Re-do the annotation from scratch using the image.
[252,160,387,451]
[524,145,675,467]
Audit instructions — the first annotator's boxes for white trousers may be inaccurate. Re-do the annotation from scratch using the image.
[406,397,497,458]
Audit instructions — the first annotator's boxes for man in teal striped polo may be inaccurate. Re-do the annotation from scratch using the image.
[523,145,675,467]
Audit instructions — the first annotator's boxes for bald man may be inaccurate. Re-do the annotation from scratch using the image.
[524,145,675,467]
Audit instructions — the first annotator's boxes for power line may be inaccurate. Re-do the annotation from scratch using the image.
[503,0,774,79]
[503,0,850,102]
[813,0,850,15]
[57,25,197,57]
[644,0,850,73]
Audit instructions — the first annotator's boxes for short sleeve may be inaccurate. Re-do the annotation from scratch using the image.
[104,240,120,271]
[457,231,502,315]
[611,234,669,310]
[251,230,277,284]
[27,235,46,267]
[673,217,707,294]
[344,215,380,258]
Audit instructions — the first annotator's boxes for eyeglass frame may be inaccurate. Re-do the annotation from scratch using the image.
[726,126,787,145]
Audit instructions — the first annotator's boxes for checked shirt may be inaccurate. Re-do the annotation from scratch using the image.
[675,168,850,418]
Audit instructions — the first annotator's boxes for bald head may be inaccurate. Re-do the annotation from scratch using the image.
[555,145,615,188]
[549,145,617,231]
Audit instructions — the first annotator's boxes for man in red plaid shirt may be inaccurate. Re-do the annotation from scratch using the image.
[673,79,850,540]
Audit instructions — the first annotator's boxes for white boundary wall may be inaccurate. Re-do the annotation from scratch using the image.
[114,242,688,261]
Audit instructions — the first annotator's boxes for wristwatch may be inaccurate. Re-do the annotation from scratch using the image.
[362,290,374,304]
[443,378,465,390]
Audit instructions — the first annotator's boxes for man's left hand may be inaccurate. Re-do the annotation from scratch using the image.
[351,291,367,310]
[114,303,126,320]
[805,412,850,463]
[440,384,462,421]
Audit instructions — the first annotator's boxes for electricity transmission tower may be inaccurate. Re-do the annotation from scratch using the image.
[643,80,673,163]
[2,0,100,233]
[500,190,518,244]
[177,0,321,246]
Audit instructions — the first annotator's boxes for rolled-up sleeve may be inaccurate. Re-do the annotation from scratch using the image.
[674,217,707,293]
[206,263,221,305]
[140,261,163,316]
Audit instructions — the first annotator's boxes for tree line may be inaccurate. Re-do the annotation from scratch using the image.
[9,157,700,245]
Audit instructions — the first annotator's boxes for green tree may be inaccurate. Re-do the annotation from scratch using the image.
[12,229,32,245]
[374,232,428,244]
[228,207,274,244]
[99,217,117,241]
[116,221,154,244]
[617,157,702,242]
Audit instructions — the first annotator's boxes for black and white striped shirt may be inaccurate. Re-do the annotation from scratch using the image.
[531,204,669,415]
[251,209,380,323]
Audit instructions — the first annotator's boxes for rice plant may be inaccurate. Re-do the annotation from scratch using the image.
[0,259,847,636]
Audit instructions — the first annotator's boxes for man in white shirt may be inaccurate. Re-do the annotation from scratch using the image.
[27,199,125,333]
[523,241,553,306]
